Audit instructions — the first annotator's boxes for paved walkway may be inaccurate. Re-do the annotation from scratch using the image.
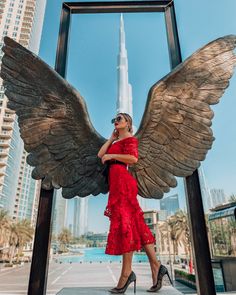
[0,261,236,295]
[57,286,182,294]
[0,261,179,294]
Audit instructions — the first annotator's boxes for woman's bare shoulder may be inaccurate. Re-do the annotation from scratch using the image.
[122,136,138,143]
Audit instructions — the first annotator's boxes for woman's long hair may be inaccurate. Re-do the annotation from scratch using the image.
[117,112,133,134]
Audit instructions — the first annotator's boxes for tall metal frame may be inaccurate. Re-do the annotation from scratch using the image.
[28,1,216,294]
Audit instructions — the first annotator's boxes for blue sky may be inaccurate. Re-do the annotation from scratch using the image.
[39,0,236,233]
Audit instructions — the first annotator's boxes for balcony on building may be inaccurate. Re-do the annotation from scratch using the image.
[24,11,34,18]
[0,128,12,138]
[0,138,10,148]
[22,22,32,29]
[21,28,31,34]
[5,107,15,114]
[0,167,5,176]
[4,113,14,122]
[0,157,8,166]
[23,16,33,23]
[27,0,35,6]
[19,39,29,47]
[2,120,13,130]
[26,6,35,12]
[20,33,30,40]
[0,150,8,157]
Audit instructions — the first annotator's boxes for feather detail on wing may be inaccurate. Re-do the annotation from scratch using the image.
[0,36,108,198]
[131,35,236,199]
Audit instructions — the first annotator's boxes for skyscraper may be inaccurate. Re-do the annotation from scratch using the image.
[73,196,89,237]
[160,194,180,217]
[0,0,47,224]
[198,167,212,212]
[52,189,68,236]
[15,153,41,226]
[117,14,133,117]
[210,188,228,208]
[116,14,147,210]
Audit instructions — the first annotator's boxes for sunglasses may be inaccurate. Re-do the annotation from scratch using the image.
[111,115,125,124]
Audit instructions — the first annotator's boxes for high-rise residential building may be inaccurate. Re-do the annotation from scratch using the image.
[52,189,68,237]
[160,194,180,217]
[15,152,41,226]
[0,0,47,225]
[116,14,147,210]
[143,210,158,253]
[73,196,89,237]
[198,167,212,212]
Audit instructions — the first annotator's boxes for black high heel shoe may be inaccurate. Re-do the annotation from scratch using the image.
[109,271,136,293]
[146,264,173,292]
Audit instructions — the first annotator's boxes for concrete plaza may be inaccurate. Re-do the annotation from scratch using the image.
[0,261,186,295]
[0,261,235,295]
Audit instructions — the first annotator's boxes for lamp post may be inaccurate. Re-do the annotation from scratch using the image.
[167,223,174,282]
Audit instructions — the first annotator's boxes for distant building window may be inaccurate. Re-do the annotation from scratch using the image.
[15,20,20,25]
[8,8,13,12]
[13,26,18,31]
[6,19,11,24]
[3,31,8,36]
[18,4,23,9]
[17,9,22,14]
[10,2,14,7]
[7,13,12,18]
[16,15,21,19]
[4,25,9,29]
[12,32,17,37]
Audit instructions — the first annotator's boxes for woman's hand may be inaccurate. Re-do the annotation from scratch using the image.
[101,154,113,164]
[109,129,119,142]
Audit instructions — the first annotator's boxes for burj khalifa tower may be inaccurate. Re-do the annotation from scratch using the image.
[116,14,133,117]
[116,14,147,210]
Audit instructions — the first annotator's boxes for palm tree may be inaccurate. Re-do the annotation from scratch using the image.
[7,219,34,263]
[15,219,34,262]
[0,209,11,246]
[8,223,18,264]
[229,194,236,203]
[58,228,72,252]
[167,218,179,262]
[168,210,193,272]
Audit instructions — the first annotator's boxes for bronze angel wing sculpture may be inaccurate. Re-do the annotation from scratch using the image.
[0,35,236,199]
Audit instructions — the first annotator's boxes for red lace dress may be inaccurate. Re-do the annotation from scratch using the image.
[104,136,156,255]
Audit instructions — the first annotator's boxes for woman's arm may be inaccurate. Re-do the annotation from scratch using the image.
[97,138,114,158]
[101,153,138,164]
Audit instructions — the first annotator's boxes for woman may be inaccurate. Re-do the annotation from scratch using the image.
[97,113,172,293]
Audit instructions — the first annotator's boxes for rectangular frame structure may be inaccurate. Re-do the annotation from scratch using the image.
[28,1,216,295]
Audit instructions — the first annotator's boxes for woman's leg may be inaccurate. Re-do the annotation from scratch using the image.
[116,251,134,288]
[143,243,161,285]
